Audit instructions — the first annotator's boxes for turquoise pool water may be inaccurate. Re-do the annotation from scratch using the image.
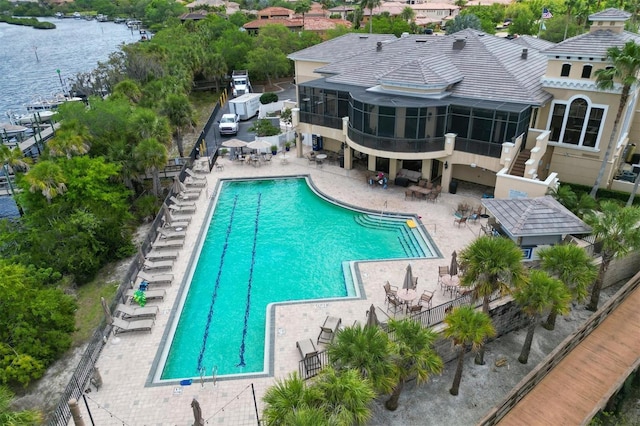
[158,178,433,380]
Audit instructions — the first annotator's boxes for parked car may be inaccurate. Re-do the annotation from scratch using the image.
[219,113,240,136]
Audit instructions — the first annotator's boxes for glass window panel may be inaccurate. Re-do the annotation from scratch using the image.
[550,104,565,141]
[561,63,571,77]
[405,116,418,139]
[449,115,469,138]
[379,114,395,138]
[406,107,419,118]
[581,65,592,79]
[564,99,588,145]
[583,107,603,147]
[325,91,337,116]
[471,117,492,141]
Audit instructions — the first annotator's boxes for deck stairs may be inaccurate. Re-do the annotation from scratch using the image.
[510,149,531,177]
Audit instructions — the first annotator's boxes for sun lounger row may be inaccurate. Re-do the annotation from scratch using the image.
[116,303,158,320]
[112,317,154,335]
[137,270,174,287]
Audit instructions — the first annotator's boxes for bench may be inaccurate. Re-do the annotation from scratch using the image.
[397,168,422,183]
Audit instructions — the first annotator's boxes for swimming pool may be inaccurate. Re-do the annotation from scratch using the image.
[153,177,436,382]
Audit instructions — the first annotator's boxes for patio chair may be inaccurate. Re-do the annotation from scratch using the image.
[407,301,423,315]
[404,190,414,201]
[426,191,439,202]
[419,290,434,309]
[438,266,449,292]
[116,304,158,320]
[386,295,404,317]
[297,339,321,376]
[185,177,207,188]
[411,276,418,290]
[426,181,434,190]
[112,317,154,335]
[146,250,179,261]
[383,281,398,305]
[153,237,185,250]
[143,259,174,271]
[317,316,342,344]
[306,152,316,165]
[454,216,467,227]
[125,288,166,303]
[169,196,196,208]
[137,270,174,286]
[157,227,186,240]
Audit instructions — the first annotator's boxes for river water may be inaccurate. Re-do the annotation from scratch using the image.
[0,18,137,218]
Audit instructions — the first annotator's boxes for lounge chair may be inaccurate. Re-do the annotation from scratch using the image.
[143,259,174,271]
[185,177,207,187]
[137,270,173,286]
[383,281,398,305]
[116,304,158,320]
[153,237,185,250]
[168,204,196,214]
[125,288,166,302]
[178,187,202,198]
[146,250,179,261]
[157,227,186,240]
[317,316,342,344]
[112,317,154,335]
[185,168,206,181]
[297,338,321,376]
[386,295,404,316]
[163,208,191,224]
[169,196,196,208]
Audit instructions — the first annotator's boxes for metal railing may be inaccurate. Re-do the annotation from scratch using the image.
[347,127,446,153]
[298,350,330,380]
[478,270,640,425]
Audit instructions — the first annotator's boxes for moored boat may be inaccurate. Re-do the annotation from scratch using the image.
[25,94,83,112]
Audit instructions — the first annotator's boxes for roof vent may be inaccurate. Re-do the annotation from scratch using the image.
[453,38,466,50]
[377,41,382,51]
[359,35,369,39]
[401,32,409,38]
[521,48,528,59]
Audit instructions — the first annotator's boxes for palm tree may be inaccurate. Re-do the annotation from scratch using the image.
[112,79,143,104]
[360,0,381,33]
[400,7,415,24]
[0,145,31,216]
[548,184,597,218]
[313,367,376,424]
[537,244,598,330]
[23,160,67,203]
[262,372,321,425]
[294,0,312,30]
[161,94,195,158]
[590,41,640,199]
[0,386,42,425]
[458,235,526,365]
[514,270,571,364]
[48,122,91,159]
[384,318,443,410]
[583,201,640,311]
[133,137,168,197]
[444,306,495,396]
[129,108,172,146]
[328,323,396,395]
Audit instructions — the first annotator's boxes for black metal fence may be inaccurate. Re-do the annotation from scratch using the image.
[298,350,330,381]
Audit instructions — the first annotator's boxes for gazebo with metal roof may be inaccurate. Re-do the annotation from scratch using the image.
[481,196,592,260]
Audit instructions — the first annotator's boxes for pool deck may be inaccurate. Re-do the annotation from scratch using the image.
[80,151,488,425]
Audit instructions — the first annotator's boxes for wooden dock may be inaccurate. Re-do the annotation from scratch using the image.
[493,275,640,425]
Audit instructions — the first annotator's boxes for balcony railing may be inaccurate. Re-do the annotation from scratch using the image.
[299,111,343,129]
[348,127,445,153]
[454,138,503,158]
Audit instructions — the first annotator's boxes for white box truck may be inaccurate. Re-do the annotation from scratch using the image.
[231,70,252,97]
[228,93,261,121]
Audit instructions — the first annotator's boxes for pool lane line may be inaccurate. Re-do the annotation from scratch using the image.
[237,192,261,367]
[196,194,239,373]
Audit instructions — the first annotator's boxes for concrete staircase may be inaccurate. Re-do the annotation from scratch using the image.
[510,149,531,177]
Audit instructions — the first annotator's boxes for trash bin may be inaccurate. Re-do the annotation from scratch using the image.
[449,180,458,194]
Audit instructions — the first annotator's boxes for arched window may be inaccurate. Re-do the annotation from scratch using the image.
[581,65,593,78]
[561,63,571,77]
[548,97,605,148]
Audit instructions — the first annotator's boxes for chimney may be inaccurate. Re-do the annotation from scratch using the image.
[521,48,528,59]
[377,41,382,51]
[452,38,466,50]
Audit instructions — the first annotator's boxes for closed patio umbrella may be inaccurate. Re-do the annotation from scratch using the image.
[450,251,458,276]
[191,398,204,426]
[365,304,379,328]
[403,264,414,291]
[101,297,113,325]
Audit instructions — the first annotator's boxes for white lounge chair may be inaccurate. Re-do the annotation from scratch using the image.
[184,177,207,188]
[185,168,206,180]
[157,227,186,240]
[137,270,174,286]
[163,208,191,224]
[116,304,158,320]
[168,203,196,214]
[169,196,195,208]
[125,288,166,302]
[146,250,179,261]
[153,237,185,250]
[143,259,174,271]
[163,220,189,231]
[112,317,154,335]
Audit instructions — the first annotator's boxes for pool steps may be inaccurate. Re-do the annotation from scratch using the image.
[353,214,426,258]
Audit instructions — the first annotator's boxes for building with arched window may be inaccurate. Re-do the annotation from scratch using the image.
[287,8,640,198]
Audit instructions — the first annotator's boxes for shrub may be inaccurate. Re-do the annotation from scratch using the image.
[260,92,279,104]
[249,119,280,137]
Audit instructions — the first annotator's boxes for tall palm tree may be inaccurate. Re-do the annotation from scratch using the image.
[537,244,598,330]
[23,160,67,203]
[514,270,571,364]
[590,41,640,199]
[384,318,443,410]
[400,7,415,24]
[294,0,312,30]
[444,306,495,396]
[129,108,172,146]
[161,94,195,158]
[458,235,526,365]
[583,201,640,311]
[48,125,91,159]
[360,0,381,33]
[133,137,168,197]
[328,323,396,395]
[0,145,31,216]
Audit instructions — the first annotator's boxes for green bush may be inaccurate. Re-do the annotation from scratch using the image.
[249,119,280,137]
[260,92,279,104]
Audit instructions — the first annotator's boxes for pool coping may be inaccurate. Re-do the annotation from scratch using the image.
[146,174,443,386]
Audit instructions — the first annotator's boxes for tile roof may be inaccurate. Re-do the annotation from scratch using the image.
[589,8,632,21]
[307,30,552,105]
[243,17,351,30]
[543,29,640,57]
[482,196,592,237]
[510,35,555,52]
[288,33,397,63]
